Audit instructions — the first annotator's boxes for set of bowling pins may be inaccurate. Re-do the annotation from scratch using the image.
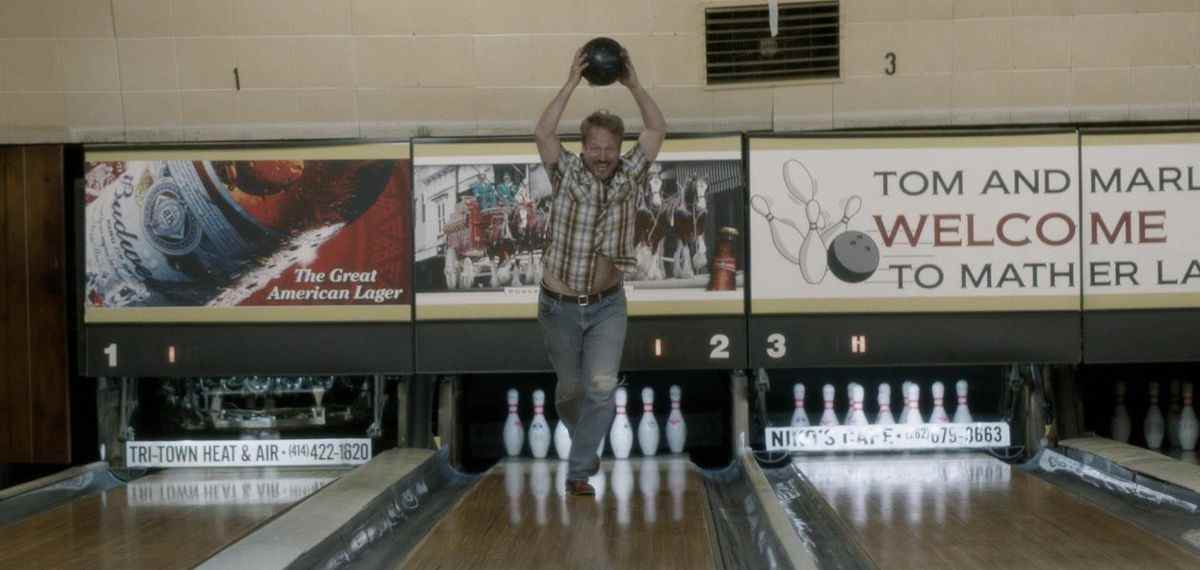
[503,384,688,460]
[504,456,690,527]
[791,379,973,427]
[1110,380,1199,451]
[751,159,864,284]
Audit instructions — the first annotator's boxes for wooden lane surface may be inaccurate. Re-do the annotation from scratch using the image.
[0,467,343,569]
[399,457,717,570]
[795,453,1200,570]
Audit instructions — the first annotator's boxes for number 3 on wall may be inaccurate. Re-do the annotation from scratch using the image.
[766,333,787,359]
[885,52,896,75]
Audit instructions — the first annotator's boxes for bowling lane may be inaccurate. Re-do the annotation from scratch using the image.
[794,453,1200,570]
[0,466,345,569]
[397,457,716,570]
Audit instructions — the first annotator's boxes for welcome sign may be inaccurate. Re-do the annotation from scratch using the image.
[749,133,1081,314]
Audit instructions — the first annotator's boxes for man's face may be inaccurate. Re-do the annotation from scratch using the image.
[582,127,621,181]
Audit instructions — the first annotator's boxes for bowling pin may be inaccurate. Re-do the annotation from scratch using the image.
[555,460,571,526]
[791,383,810,427]
[1179,383,1198,451]
[846,383,869,426]
[820,195,863,242]
[904,383,923,425]
[929,381,950,424]
[531,460,550,526]
[638,387,660,456]
[876,383,895,425]
[528,389,551,459]
[505,460,523,524]
[666,385,687,454]
[1111,381,1132,443]
[1168,380,1182,449]
[610,387,634,459]
[819,384,839,426]
[898,381,912,424]
[640,458,660,524]
[668,456,687,522]
[554,420,572,460]
[1145,381,1165,449]
[953,379,973,424]
[612,460,634,527]
[503,388,524,457]
[798,200,828,284]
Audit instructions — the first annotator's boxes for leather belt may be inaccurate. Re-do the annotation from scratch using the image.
[540,282,622,306]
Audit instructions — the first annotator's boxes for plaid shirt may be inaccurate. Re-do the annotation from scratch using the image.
[544,143,652,292]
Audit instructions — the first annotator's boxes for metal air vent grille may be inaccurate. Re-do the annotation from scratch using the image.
[705,1,839,85]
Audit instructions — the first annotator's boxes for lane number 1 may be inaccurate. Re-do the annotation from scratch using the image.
[104,343,119,367]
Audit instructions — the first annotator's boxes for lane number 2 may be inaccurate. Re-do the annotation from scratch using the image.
[709,334,731,359]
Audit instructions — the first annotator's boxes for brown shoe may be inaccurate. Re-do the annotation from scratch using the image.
[566,479,595,496]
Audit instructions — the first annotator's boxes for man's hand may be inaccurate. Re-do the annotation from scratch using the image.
[568,47,588,87]
[617,49,640,90]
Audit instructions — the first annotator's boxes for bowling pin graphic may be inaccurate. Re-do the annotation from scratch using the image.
[610,387,634,459]
[554,420,572,460]
[929,382,950,424]
[820,195,863,243]
[503,388,524,457]
[846,383,869,426]
[1145,381,1166,449]
[666,385,687,454]
[750,195,804,266]
[876,383,895,425]
[782,159,817,205]
[819,384,839,426]
[791,383,810,427]
[953,379,973,423]
[528,389,551,459]
[1112,381,1132,443]
[1168,380,1182,449]
[638,387,660,456]
[904,383,924,425]
[1179,383,1198,451]
[798,200,828,284]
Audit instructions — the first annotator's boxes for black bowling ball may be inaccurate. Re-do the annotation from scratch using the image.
[582,37,625,86]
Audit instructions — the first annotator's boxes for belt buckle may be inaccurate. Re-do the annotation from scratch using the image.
[576,294,590,307]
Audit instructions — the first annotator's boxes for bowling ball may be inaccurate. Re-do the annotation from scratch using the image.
[581,37,625,86]
[827,231,880,283]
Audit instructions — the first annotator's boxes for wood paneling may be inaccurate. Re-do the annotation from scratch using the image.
[0,145,70,464]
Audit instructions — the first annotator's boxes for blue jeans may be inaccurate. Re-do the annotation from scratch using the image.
[538,287,627,481]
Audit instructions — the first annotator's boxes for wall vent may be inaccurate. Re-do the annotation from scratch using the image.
[705,1,839,86]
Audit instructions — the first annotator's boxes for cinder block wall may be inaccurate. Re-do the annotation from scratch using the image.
[0,0,1197,144]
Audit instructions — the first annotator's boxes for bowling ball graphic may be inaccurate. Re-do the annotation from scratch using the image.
[581,37,625,86]
[827,231,879,283]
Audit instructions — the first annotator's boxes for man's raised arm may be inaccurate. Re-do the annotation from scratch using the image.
[535,48,587,168]
[618,50,667,164]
